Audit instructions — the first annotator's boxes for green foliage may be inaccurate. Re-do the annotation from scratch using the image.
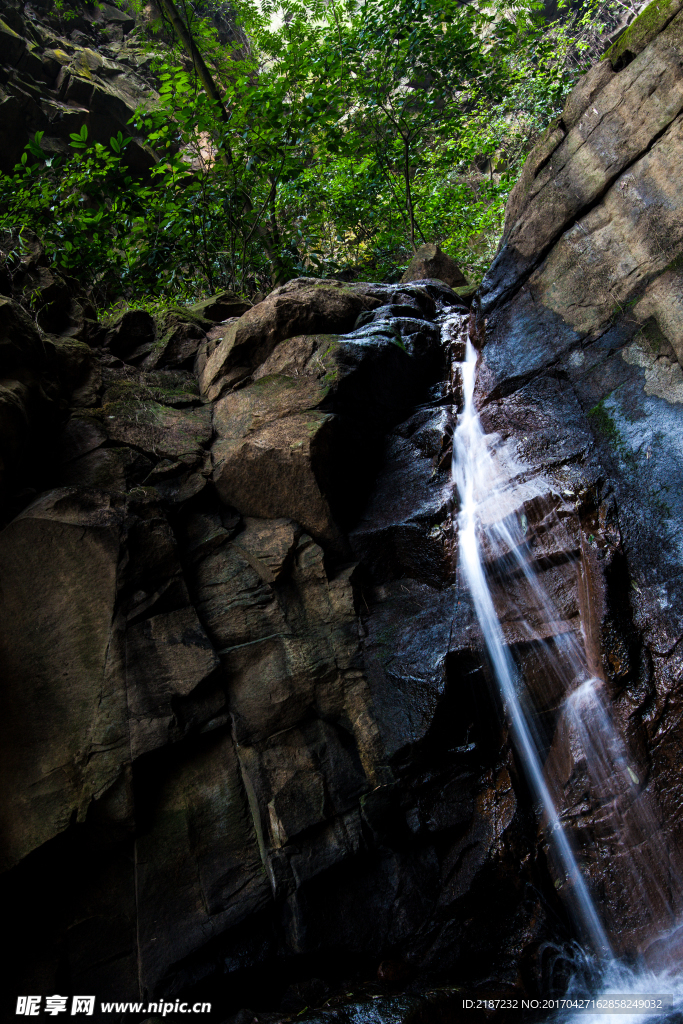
[0,0,629,307]
[52,0,104,22]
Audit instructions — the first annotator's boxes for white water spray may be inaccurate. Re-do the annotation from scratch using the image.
[447,317,683,1016]
[450,329,611,956]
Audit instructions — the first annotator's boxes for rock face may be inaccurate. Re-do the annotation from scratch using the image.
[473,0,683,958]
[0,269,560,1022]
[0,0,161,175]
[3,1,683,1020]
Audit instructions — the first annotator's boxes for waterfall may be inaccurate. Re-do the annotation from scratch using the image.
[446,315,683,1017]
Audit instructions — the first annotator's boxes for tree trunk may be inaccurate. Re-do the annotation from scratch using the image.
[403,135,416,252]
[157,0,230,124]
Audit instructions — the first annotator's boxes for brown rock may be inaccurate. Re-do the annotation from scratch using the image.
[239,718,369,849]
[59,447,129,492]
[190,526,368,749]
[58,416,108,464]
[212,411,340,549]
[252,333,336,380]
[102,396,211,461]
[210,368,344,547]
[400,243,468,288]
[527,114,683,359]
[234,516,301,582]
[200,277,385,398]
[144,306,213,371]
[489,8,683,304]
[0,489,126,870]
[604,0,683,66]
[49,336,99,402]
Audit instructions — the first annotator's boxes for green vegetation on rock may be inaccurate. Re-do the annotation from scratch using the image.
[603,0,682,64]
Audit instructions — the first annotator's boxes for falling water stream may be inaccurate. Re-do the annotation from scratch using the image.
[446,317,683,1021]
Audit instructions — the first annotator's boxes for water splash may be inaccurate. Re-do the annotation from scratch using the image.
[446,316,683,1012]
[562,678,677,944]
[449,326,610,956]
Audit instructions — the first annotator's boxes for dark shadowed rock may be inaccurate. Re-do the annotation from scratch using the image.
[0,294,45,374]
[0,489,126,871]
[190,290,253,323]
[136,732,271,993]
[0,2,159,175]
[144,307,214,371]
[104,309,156,362]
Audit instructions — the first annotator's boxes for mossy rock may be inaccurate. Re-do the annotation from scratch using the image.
[157,305,213,333]
[603,0,683,67]
[189,291,251,323]
[453,284,478,305]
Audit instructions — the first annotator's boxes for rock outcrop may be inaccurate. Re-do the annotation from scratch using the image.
[0,0,161,174]
[400,243,468,291]
[473,0,683,957]
[0,268,558,1022]
[0,0,250,178]
[3,0,683,1019]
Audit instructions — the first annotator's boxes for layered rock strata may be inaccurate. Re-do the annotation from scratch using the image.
[473,0,683,956]
[3,0,683,1016]
[0,273,558,1022]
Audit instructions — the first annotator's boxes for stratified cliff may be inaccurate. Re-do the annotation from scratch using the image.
[0,0,158,174]
[474,0,683,958]
[2,0,683,1020]
[0,256,551,1021]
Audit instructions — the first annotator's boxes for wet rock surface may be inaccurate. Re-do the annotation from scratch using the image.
[473,0,683,958]
[0,270,563,1022]
[3,1,683,1018]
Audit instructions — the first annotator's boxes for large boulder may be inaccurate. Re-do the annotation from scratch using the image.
[400,243,468,289]
[143,306,213,371]
[200,277,387,400]
[103,309,156,362]
[189,289,252,323]
[209,285,450,549]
